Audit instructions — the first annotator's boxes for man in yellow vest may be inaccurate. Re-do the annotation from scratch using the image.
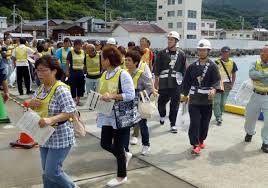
[84,44,102,94]
[244,46,268,153]
[213,46,238,125]
[66,39,85,106]
[12,38,35,95]
[42,41,54,56]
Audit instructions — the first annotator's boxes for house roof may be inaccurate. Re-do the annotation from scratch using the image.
[2,25,17,33]
[50,19,73,25]
[24,20,47,26]
[94,18,105,24]
[18,25,46,31]
[76,16,93,23]
[117,24,166,33]
[51,23,84,30]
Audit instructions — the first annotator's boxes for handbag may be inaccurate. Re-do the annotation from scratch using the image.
[72,111,86,137]
[113,74,141,129]
[138,90,157,119]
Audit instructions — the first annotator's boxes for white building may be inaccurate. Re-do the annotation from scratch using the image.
[156,0,202,39]
[225,30,254,40]
[0,17,8,32]
[201,19,217,39]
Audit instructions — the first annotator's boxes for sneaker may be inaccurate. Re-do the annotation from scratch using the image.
[170,126,178,134]
[107,177,127,187]
[130,137,138,145]
[125,152,132,168]
[216,120,222,126]
[191,146,201,155]
[199,142,206,149]
[245,134,253,142]
[26,90,35,95]
[141,146,151,155]
[160,117,165,125]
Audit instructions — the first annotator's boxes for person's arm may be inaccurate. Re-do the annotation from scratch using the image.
[2,80,9,103]
[140,73,153,96]
[249,62,268,80]
[66,52,72,78]
[12,49,16,67]
[209,64,221,100]
[154,52,161,90]
[54,48,62,61]
[182,65,193,96]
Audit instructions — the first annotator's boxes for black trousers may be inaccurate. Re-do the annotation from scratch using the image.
[188,104,212,146]
[69,70,85,98]
[158,87,180,127]
[101,126,130,178]
[16,66,31,94]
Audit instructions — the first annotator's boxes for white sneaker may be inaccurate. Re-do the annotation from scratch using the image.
[141,146,151,155]
[107,177,127,187]
[130,136,138,145]
[125,152,132,168]
[170,126,178,134]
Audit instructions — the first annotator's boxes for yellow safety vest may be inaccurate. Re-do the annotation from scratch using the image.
[61,47,69,64]
[132,69,143,89]
[35,81,68,118]
[215,58,234,82]
[139,61,147,72]
[15,47,28,62]
[98,68,123,95]
[141,48,151,65]
[6,45,14,59]
[253,60,268,92]
[71,49,85,70]
[42,48,53,56]
[85,53,101,76]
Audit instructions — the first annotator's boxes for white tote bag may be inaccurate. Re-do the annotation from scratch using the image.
[176,102,190,131]
[138,91,157,119]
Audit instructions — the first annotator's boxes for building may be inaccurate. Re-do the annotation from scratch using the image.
[51,24,84,41]
[253,28,268,41]
[75,17,106,33]
[156,0,202,39]
[0,17,7,32]
[201,19,217,39]
[225,30,254,40]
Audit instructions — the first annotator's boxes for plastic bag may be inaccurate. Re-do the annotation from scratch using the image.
[235,80,253,104]
[72,111,86,137]
[139,91,158,119]
[176,102,190,132]
[9,68,16,86]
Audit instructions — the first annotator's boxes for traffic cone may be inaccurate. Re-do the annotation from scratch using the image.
[10,101,38,149]
[0,95,10,123]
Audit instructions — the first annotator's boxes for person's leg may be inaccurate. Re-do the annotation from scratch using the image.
[244,93,261,136]
[139,119,150,146]
[100,126,114,153]
[199,105,213,143]
[44,147,75,188]
[123,127,131,152]
[40,147,54,188]
[158,90,170,121]
[132,124,140,138]
[76,71,85,104]
[213,93,222,121]
[188,104,201,146]
[16,66,23,94]
[69,71,77,101]
[261,96,268,145]
[169,88,180,127]
[221,90,230,119]
[93,78,100,92]
[23,66,31,93]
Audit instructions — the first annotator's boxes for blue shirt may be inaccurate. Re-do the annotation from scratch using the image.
[0,58,8,82]
[97,66,135,129]
[55,47,71,72]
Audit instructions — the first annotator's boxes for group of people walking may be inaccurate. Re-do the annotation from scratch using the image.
[1,30,268,187]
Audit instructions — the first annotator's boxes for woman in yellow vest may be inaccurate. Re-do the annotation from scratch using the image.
[84,44,102,93]
[98,46,135,187]
[66,39,85,106]
[125,50,153,155]
[28,55,79,188]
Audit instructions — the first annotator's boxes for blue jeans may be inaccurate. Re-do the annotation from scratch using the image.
[40,147,75,188]
[139,119,150,146]
[86,78,100,93]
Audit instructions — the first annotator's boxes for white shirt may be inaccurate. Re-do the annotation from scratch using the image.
[12,44,35,67]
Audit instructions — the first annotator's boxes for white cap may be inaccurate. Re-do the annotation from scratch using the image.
[197,39,212,50]
[107,38,116,45]
[167,31,180,41]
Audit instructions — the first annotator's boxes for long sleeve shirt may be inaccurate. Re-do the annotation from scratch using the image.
[249,61,268,85]
[182,59,220,105]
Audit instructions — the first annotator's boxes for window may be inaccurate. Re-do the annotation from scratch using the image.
[187,35,197,39]
[246,34,250,38]
[177,10,182,16]
[168,23,173,29]
[177,22,182,28]
[178,0,182,4]
[158,5,162,9]
[187,22,196,30]
[209,23,215,28]
[188,10,197,18]
[240,34,243,37]
[168,0,175,5]
[202,23,205,27]
[167,11,175,17]
[158,17,162,20]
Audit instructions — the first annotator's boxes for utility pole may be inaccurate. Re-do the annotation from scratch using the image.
[104,0,107,30]
[46,0,49,39]
[239,16,244,31]
[13,4,16,27]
